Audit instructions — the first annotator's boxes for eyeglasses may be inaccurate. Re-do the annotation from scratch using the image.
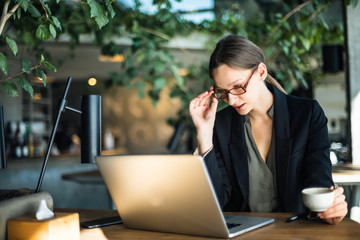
[213,66,258,99]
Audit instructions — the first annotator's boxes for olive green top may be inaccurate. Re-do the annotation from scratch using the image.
[244,105,278,212]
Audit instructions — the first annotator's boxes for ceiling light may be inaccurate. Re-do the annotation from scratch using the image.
[88,78,97,86]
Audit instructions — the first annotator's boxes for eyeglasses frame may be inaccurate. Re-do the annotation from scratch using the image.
[213,66,258,99]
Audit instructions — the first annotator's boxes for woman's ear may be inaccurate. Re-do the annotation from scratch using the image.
[258,62,268,82]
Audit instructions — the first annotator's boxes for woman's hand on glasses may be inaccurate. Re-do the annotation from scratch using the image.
[189,87,218,155]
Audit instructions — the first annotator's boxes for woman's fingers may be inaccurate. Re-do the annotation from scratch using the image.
[190,92,205,109]
[190,91,213,109]
[209,95,218,112]
[317,186,348,224]
[319,200,347,224]
[320,195,347,218]
[200,92,210,106]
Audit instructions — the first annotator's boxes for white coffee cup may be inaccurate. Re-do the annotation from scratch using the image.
[302,187,334,212]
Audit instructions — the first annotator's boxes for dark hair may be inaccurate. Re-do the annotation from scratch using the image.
[209,35,286,93]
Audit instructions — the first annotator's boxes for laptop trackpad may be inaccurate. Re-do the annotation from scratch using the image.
[224,215,274,234]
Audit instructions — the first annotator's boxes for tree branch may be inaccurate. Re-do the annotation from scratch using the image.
[300,1,332,31]
[39,0,49,20]
[0,63,42,83]
[261,0,313,48]
[266,0,333,63]
[0,1,20,36]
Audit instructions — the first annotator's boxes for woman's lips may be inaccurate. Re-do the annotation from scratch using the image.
[233,103,245,111]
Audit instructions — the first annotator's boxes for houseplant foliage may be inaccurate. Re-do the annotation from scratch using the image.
[0,0,358,140]
[0,0,353,98]
[0,0,118,97]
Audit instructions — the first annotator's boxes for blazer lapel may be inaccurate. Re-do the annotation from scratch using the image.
[272,87,293,210]
[229,111,249,201]
[224,85,294,209]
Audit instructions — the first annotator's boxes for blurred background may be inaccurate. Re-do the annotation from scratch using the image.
[0,0,358,210]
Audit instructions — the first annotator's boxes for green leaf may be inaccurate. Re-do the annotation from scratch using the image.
[136,51,146,63]
[21,59,32,74]
[153,77,167,91]
[298,35,311,51]
[0,52,8,75]
[133,81,147,98]
[295,70,307,88]
[3,81,18,97]
[105,0,116,18]
[317,14,329,31]
[148,89,160,105]
[153,61,165,73]
[52,16,62,31]
[158,52,172,62]
[57,0,61,3]
[36,24,51,40]
[16,7,21,19]
[22,32,35,45]
[42,1,52,15]
[42,60,57,72]
[5,36,18,56]
[49,24,57,38]
[350,0,358,8]
[176,75,185,88]
[19,0,29,12]
[88,0,109,29]
[151,98,158,107]
[281,44,289,55]
[170,65,184,87]
[17,76,34,98]
[126,66,136,79]
[40,54,45,63]
[35,68,46,87]
[28,3,41,17]
[36,68,47,86]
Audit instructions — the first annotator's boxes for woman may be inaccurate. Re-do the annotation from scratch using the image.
[189,35,347,224]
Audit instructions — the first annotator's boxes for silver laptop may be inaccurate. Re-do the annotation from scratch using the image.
[95,154,274,238]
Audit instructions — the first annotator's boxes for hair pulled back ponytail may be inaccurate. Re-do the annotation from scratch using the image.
[209,35,286,94]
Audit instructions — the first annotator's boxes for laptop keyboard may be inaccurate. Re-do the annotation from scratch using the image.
[226,223,241,229]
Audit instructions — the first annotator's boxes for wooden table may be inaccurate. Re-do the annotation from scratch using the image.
[57,209,360,240]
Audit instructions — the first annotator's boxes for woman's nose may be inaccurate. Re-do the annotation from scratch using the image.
[227,93,238,105]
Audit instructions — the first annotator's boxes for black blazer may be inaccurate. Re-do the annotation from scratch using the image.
[204,84,334,212]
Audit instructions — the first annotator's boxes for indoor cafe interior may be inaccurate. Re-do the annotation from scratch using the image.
[1,0,360,239]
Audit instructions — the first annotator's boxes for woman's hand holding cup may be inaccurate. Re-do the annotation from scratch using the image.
[302,186,347,225]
